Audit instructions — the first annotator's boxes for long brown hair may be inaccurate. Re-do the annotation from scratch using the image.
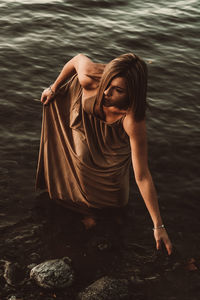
[95,53,148,122]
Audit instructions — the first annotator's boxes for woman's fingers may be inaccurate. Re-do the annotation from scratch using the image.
[41,90,47,103]
[154,229,173,255]
[44,96,51,105]
[156,239,162,251]
[41,89,52,105]
[164,238,173,255]
[156,237,173,255]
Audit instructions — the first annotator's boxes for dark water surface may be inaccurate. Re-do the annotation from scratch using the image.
[0,0,200,293]
[1,0,199,221]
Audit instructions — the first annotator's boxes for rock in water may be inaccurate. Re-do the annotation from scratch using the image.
[3,261,24,286]
[30,257,74,289]
[8,296,18,300]
[78,276,129,300]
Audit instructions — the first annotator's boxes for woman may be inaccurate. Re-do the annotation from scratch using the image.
[36,53,172,255]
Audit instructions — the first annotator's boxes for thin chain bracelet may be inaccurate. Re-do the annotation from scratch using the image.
[153,224,165,231]
[49,85,55,96]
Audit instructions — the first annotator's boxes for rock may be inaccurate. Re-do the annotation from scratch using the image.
[3,261,24,286]
[78,276,129,300]
[8,296,18,300]
[27,263,37,270]
[30,257,74,289]
[8,296,23,300]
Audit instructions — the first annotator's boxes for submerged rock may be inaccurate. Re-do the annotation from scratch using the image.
[8,296,18,300]
[78,276,129,300]
[3,261,24,286]
[30,257,74,289]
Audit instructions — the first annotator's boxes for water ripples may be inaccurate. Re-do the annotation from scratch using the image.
[0,0,199,206]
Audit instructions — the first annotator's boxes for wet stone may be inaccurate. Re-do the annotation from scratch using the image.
[8,296,18,300]
[8,297,24,300]
[4,261,24,286]
[30,257,74,289]
[78,276,129,300]
[27,263,37,270]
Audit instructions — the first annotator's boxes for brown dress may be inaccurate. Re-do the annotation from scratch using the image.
[35,74,131,215]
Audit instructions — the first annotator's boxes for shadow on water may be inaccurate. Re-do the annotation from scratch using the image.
[1,185,200,299]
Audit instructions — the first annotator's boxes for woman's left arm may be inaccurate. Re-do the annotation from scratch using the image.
[123,116,172,255]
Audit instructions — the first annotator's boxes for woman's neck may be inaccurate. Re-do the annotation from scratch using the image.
[102,106,127,123]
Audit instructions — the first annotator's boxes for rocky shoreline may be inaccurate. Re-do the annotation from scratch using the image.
[0,192,200,300]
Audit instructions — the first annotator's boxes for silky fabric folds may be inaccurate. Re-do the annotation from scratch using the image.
[36,74,131,214]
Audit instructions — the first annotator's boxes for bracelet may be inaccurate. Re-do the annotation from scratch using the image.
[48,85,55,96]
[153,224,165,231]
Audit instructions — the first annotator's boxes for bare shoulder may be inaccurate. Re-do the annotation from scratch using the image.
[123,113,146,139]
[75,54,105,91]
[75,54,95,74]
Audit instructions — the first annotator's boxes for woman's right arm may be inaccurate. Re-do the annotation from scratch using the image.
[41,54,95,105]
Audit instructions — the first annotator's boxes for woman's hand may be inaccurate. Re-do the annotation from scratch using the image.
[41,86,55,105]
[154,228,173,255]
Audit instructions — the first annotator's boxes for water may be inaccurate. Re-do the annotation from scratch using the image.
[0,0,200,226]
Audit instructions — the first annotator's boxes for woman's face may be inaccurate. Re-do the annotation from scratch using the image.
[103,76,128,110]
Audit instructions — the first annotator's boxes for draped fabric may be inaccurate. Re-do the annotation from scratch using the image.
[36,75,131,214]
